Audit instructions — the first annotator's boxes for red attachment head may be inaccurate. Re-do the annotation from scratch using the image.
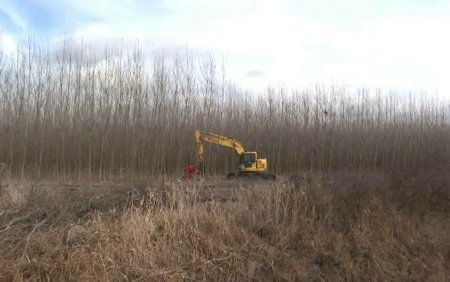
[184,163,202,180]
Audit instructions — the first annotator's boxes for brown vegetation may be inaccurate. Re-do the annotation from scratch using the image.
[0,173,449,281]
[0,40,449,178]
[0,40,449,281]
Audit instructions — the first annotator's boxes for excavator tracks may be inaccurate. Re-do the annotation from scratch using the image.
[226,172,276,180]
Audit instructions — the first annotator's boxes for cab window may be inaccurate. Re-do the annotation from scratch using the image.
[241,153,256,164]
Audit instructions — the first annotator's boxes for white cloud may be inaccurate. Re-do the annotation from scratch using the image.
[3,0,450,95]
[310,15,450,93]
[72,23,113,41]
[0,32,17,54]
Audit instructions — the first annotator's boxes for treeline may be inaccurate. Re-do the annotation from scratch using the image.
[0,40,449,178]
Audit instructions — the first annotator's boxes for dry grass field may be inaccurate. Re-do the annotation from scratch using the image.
[1,171,449,281]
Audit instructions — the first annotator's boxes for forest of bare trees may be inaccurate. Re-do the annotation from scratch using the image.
[1,40,449,178]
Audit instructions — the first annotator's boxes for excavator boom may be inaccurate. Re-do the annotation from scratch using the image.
[195,129,246,171]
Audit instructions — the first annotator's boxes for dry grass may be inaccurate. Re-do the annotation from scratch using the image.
[0,172,448,281]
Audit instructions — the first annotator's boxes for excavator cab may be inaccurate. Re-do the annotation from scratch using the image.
[238,152,268,173]
[240,152,257,168]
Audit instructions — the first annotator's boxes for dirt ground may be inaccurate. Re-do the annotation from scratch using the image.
[1,172,392,226]
[0,172,391,251]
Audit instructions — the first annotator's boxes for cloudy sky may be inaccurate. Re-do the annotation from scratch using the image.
[0,0,449,94]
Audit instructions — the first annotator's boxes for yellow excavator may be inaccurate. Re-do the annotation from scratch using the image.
[192,129,276,180]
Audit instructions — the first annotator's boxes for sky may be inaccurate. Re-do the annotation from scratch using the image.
[0,0,450,95]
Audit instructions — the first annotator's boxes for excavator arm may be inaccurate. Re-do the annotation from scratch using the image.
[195,129,246,171]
